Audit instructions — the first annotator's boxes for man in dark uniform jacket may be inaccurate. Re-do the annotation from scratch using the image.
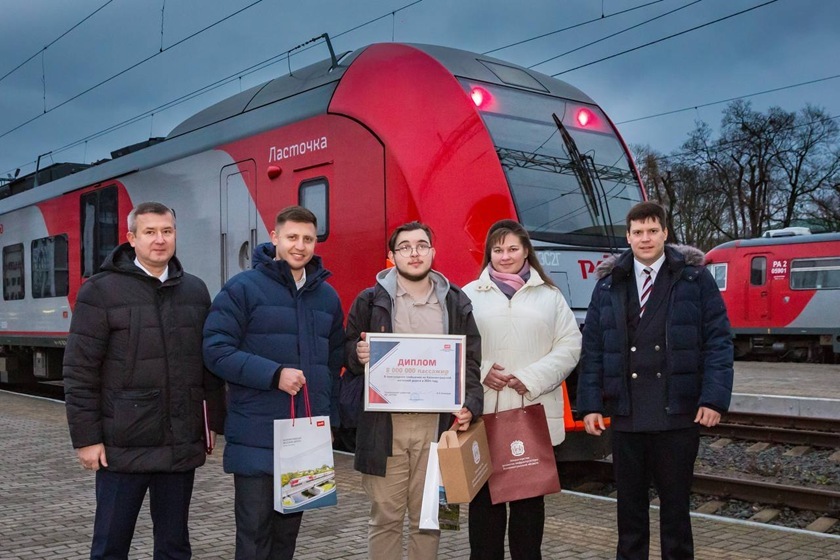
[577,201,733,560]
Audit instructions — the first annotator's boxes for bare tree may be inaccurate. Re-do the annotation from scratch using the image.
[772,105,840,227]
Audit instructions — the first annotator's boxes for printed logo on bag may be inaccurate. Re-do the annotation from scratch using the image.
[510,440,525,457]
[316,420,325,427]
[472,441,481,464]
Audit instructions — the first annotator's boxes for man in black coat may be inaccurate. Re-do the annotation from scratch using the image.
[577,201,733,560]
[64,201,225,560]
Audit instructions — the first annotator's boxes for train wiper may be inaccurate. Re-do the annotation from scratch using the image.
[552,113,617,254]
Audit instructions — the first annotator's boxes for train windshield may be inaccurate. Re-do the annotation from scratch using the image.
[466,81,643,247]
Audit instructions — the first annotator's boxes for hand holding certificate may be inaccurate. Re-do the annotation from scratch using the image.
[365,333,466,413]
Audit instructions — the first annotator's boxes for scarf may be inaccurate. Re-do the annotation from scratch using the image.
[488,261,530,299]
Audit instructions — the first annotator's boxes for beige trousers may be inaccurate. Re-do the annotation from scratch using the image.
[362,413,441,560]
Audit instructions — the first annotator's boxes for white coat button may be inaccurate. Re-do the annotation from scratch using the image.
[631,372,638,379]
[656,372,662,378]
[655,345,661,351]
[630,346,636,352]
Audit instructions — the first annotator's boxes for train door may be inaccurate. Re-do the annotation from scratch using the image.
[220,161,258,284]
[745,252,770,323]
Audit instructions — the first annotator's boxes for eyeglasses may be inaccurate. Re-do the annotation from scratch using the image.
[394,244,432,257]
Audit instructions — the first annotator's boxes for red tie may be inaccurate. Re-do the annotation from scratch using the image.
[639,268,652,317]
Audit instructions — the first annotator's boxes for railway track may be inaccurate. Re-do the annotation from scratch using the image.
[572,459,840,515]
[703,411,840,449]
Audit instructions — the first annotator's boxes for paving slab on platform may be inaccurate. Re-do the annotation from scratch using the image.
[1,390,838,560]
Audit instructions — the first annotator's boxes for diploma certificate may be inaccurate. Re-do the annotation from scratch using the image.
[365,333,466,413]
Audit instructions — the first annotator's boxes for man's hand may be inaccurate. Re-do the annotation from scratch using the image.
[583,413,606,436]
[77,443,108,471]
[278,368,306,396]
[452,407,473,431]
[356,332,370,365]
[694,406,721,427]
[483,363,511,392]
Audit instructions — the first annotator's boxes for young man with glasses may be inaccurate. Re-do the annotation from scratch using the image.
[345,221,483,560]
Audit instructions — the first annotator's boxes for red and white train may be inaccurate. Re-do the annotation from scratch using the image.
[705,232,840,361]
[0,42,645,458]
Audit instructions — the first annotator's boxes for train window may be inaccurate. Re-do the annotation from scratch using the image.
[750,256,767,286]
[708,263,727,291]
[80,186,119,277]
[299,179,329,241]
[2,243,25,301]
[31,234,69,298]
[790,258,840,290]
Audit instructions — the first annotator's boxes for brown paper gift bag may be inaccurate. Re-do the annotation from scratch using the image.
[483,402,560,505]
[436,418,492,504]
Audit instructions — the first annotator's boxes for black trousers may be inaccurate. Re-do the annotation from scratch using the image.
[233,474,303,560]
[468,482,545,560]
[91,469,195,560]
[612,427,699,560]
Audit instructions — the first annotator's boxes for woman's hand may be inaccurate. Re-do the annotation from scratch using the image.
[507,375,528,396]
[483,363,510,391]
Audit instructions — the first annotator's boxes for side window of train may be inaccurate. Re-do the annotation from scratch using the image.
[750,256,766,286]
[31,234,69,298]
[80,186,119,277]
[299,178,329,241]
[2,243,25,301]
[790,258,840,290]
[708,263,727,291]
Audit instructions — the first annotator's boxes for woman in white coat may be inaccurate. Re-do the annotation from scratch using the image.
[464,220,582,560]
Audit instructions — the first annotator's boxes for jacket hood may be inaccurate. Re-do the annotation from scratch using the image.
[251,241,330,288]
[375,267,452,301]
[595,244,705,279]
[101,242,184,280]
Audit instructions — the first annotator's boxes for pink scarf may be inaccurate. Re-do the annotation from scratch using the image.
[488,262,530,299]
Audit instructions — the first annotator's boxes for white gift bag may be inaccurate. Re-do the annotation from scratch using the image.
[273,387,337,513]
[419,442,460,531]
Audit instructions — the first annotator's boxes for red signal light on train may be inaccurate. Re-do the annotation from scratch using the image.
[576,108,594,127]
[470,87,490,108]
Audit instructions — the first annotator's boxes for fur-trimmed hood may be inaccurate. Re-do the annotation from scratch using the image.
[595,244,706,279]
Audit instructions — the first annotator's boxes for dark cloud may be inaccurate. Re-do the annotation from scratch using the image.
[1,0,837,176]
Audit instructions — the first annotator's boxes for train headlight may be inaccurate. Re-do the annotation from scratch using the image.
[470,87,491,108]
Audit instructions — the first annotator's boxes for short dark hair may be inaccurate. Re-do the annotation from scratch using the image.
[127,202,175,233]
[275,206,317,228]
[626,201,667,229]
[388,221,434,252]
[481,220,556,288]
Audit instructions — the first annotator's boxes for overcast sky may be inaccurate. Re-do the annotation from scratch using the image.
[1,0,837,179]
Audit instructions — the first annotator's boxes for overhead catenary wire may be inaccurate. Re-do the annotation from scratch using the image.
[551,0,780,76]
[1,0,426,176]
[0,0,115,85]
[654,113,840,163]
[528,0,703,69]
[616,73,840,125]
[0,0,271,141]
[482,0,665,55]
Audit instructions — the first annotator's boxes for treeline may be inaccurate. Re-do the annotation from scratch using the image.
[632,100,840,251]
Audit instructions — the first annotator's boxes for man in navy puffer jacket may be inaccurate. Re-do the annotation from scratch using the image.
[577,201,733,560]
[203,206,344,560]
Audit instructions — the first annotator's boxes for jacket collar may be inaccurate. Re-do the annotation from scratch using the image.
[251,241,331,289]
[101,242,184,283]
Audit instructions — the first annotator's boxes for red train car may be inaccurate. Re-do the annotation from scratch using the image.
[0,42,646,459]
[704,233,840,361]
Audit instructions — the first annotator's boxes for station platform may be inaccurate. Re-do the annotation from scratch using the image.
[2,390,839,560]
[731,361,840,419]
